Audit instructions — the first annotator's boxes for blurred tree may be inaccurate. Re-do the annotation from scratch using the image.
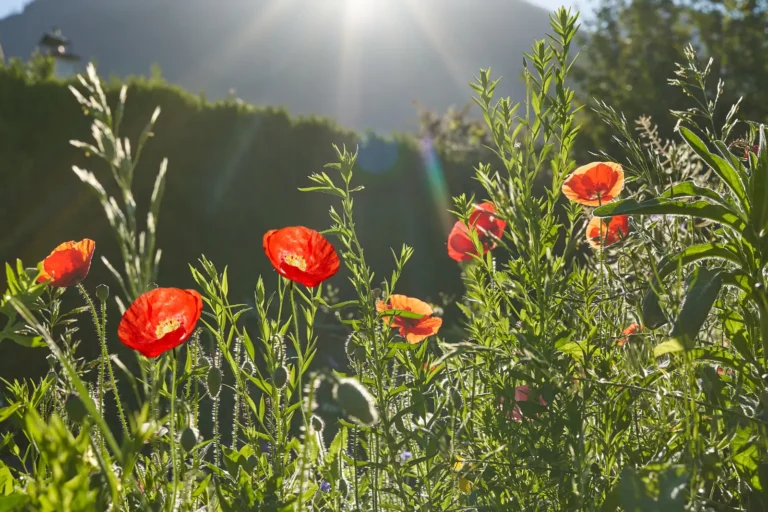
[573,0,768,158]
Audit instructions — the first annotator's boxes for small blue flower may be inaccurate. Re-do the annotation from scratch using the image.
[320,480,331,493]
[399,451,413,463]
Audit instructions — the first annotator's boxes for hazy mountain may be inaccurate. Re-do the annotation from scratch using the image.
[0,0,552,132]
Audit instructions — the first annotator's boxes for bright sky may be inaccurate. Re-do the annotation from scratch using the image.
[0,0,28,18]
[0,0,580,22]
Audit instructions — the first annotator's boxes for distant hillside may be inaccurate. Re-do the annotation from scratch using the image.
[0,0,552,132]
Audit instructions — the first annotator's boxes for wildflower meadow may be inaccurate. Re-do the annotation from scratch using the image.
[3,7,768,511]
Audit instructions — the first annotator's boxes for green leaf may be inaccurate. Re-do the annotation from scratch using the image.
[297,186,346,198]
[0,494,28,511]
[0,404,20,423]
[750,124,768,236]
[655,243,741,282]
[594,198,747,232]
[642,288,668,330]
[557,340,600,363]
[661,181,735,209]
[0,463,13,496]
[732,424,762,490]
[679,126,748,210]
[642,243,740,330]
[653,339,685,357]
[669,267,723,348]
[378,308,426,320]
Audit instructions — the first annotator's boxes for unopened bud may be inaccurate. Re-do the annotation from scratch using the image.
[451,389,464,409]
[96,284,109,302]
[65,394,88,423]
[311,415,325,432]
[334,378,379,427]
[339,478,349,498]
[207,367,222,398]
[180,427,199,452]
[273,365,289,389]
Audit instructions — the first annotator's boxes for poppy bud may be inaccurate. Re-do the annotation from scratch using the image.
[345,338,357,358]
[451,389,464,409]
[180,427,199,452]
[273,365,289,389]
[65,394,88,423]
[46,354,57,368]
[207,367,222,398]
[334,378,379,427]
[311,415,325,432]
[25,268,38,280]
[339,478,349,497]
[96,284,109,302]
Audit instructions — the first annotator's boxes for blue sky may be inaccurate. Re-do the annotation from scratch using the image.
[1,0,580,21]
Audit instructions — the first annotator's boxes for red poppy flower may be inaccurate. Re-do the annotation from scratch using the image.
[744,145,759,158]
[586,215,630,249]
[37,239,96,287]
[500,385,548,422]
[562,162,624,206]
[263,226,340,287]
[447,202,506,262]
[618,323,643,347]
[118,288,203,358]
[376,294,442,344]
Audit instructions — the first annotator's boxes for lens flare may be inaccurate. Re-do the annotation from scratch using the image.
[419,137,453,235]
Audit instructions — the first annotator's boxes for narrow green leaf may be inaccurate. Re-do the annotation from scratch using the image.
[378,308,426,320]
[661,181,735,209]
[679,126,748,209]
[594,198,746,232]
[670,267,723,348]
[297,186,346,198]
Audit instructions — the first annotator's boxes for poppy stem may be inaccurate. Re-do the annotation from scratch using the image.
[168,349,179,512]
[77,284,105,422]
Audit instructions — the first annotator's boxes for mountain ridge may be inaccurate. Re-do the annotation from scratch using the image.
[0,0,552,132]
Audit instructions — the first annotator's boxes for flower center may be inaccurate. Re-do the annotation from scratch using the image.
[284,253,307,271]
[155,318,181,338]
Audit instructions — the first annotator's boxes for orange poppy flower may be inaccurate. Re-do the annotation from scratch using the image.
[447,202,506,262]
[263,226,340,287]
[37,239,96,287]
[118,288,203,358]
[716,366,733,376]
[744,145,759,158]
[376,294,442,344]
[586,215,630,249]
[618,323,643,347]
[562,162,624,206]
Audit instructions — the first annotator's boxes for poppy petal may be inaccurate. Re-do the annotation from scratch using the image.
[37,239,95,287]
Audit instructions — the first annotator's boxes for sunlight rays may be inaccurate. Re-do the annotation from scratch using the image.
[400,0,469,93]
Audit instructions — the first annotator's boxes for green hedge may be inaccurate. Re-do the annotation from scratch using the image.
[0,63,485,378]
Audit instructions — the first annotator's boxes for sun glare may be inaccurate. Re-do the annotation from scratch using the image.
[345,0,381,23]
